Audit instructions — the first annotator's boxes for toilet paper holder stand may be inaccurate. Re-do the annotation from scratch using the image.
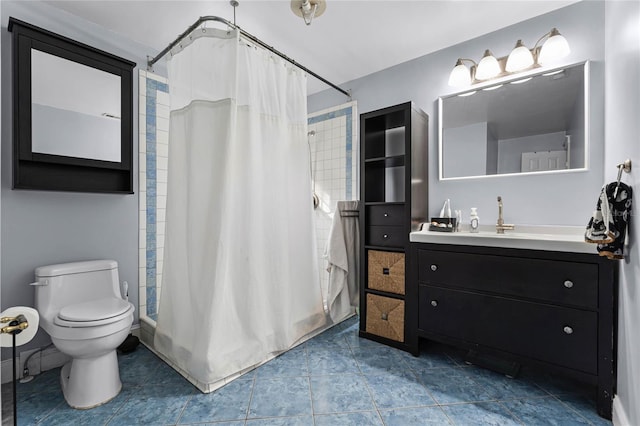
[1,314,30,335]
[1,310,36,426]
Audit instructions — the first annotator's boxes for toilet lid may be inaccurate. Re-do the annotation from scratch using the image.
[58,298,131,322]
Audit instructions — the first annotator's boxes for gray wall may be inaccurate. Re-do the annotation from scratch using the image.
[604,1,640,424]
[309,0,605,226]
[0,1,154,355]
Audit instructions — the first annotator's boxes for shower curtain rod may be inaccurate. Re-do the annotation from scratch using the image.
[147,15,351,98]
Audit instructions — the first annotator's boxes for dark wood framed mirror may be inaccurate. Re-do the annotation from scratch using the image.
[9,18,136,193]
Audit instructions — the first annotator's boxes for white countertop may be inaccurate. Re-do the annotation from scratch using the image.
[410,224,597,254]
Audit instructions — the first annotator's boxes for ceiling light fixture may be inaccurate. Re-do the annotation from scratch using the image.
[291,0,327,26]
[448,27,570,87]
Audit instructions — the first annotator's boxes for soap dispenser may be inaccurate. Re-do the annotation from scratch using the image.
[470,207,480,233]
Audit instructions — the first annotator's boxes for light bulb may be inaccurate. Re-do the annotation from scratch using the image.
[475,50,501,80]
[506,40,534,72]
[538,28,570,65]
[448,59,472,87]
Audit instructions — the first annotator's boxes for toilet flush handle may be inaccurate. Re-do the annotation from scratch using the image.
[29,279,49,286]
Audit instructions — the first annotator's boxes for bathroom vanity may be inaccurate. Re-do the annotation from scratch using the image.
[408,229,617,420]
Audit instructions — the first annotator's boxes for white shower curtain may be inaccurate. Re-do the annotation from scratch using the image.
[154,29,326,391]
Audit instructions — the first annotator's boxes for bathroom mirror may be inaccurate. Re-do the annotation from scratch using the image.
[439,61,588,180]
[9,18,136,193]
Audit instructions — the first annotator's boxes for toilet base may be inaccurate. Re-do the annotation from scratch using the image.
[60,350,122,409]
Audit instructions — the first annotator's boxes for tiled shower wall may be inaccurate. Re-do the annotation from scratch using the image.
[308,102,358,304]
[138,80,357,324]
[138,70,169,324]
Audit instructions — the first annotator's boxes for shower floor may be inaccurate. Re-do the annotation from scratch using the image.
[2,316,610,425]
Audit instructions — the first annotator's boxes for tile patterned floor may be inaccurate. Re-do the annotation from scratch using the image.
[1,316,612,425]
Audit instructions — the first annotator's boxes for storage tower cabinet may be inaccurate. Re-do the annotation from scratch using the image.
[359,102,428,354]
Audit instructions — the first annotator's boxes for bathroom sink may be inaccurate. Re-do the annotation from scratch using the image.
[410,225,594,253]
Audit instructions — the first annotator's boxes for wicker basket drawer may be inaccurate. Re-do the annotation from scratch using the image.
[365,293,405,342]
[368,250,405,295]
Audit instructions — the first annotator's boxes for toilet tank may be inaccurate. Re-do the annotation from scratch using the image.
[34,260,122,321]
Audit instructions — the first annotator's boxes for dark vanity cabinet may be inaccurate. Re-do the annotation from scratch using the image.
[410,242,617,419]
[359,102,428,354]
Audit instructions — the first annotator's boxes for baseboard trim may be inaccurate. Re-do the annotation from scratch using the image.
[613,396,632,426]
[130,323,141,338]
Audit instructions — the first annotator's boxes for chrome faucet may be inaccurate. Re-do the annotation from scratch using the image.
[496,196,515,234]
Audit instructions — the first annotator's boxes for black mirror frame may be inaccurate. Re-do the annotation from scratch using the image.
[8,18,136,193]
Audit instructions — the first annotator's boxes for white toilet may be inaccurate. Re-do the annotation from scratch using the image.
[32,260,134,409]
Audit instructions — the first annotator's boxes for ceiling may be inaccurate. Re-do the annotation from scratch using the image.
[44,0,577,94]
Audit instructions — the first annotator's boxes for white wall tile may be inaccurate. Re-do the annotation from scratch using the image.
[157,170,168,183]
[157,130,169,145]
[139,191,146,211]
[157,157,169,170]
[156,91,170,106]
[139,267,147,286]
[157,104,170,119]
[157,143,169,158]
[157,117,169,132]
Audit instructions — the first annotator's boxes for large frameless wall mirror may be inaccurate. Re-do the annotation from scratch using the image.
[9,18,135,193]
[438,61,589,180]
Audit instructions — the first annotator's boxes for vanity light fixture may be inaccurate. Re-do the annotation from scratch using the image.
[542,69,565,77]
[505,40,534,72]
[509,77,532,84]
[448,27,570,87]
[448,58,475,86]
[475,50,501,80]
[538,28,570,64]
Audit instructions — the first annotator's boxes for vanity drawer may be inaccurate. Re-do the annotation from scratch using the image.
[366,293,405,342]
[367,226,405,247]
[418,249,598,309]
[419,285,597,374]
[368,250,405,295]
[366,205,404,226]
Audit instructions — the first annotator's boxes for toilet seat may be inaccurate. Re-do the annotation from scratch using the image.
[54,298,134,328]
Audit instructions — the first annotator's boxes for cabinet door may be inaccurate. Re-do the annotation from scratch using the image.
[419,285,598,374]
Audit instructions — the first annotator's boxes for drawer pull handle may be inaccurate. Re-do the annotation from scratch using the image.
[564,280,574,289]
[563,326,573,335]
[431,300,438,307]
[381,312,389,321]
[382,268,390,275]
[430,264,438,272]
[384,213,389,217]
[383,234,389,239]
